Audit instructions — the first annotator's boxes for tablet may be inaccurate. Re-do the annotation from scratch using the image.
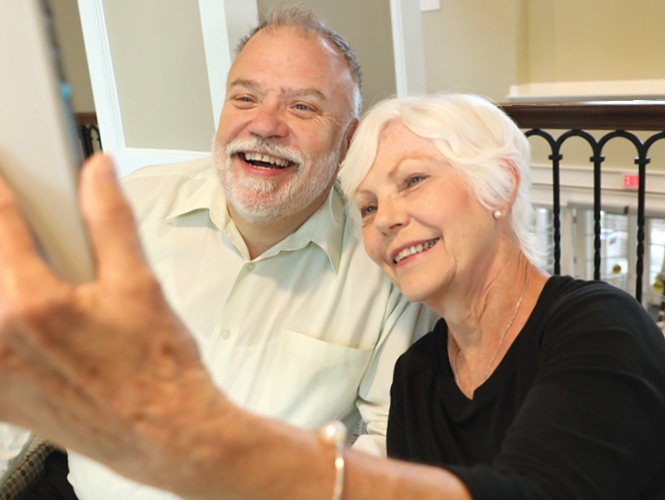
[0,0,94,284]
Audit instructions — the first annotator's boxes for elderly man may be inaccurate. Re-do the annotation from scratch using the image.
[55,8,437,500]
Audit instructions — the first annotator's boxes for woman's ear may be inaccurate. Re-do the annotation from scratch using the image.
[502,159,521,209]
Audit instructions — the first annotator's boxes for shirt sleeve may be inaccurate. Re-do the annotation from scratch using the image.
[453,288,665,499]
[352,288,439,457]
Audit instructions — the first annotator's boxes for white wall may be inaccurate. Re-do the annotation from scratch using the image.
[101,0,215,151]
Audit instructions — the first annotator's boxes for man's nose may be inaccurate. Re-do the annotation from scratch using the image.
[248,102,288,138]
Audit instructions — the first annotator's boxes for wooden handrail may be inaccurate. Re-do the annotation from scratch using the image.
[74,112,98,126]
[499,102,665,131]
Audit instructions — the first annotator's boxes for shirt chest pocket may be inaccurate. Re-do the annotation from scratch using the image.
[252,328,374,428]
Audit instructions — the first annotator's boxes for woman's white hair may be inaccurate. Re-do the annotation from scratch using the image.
[339,94,543,265]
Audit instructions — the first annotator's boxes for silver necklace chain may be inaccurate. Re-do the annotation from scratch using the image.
[453,262,533,391]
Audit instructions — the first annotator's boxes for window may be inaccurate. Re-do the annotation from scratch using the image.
[534,206,665,317]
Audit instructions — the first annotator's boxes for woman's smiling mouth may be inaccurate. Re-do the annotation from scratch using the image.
[393,238,440,264]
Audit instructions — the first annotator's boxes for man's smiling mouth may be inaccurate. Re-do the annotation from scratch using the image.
[394,238,440,264]
[241,152,294,169]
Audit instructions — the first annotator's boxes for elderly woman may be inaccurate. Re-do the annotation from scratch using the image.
[0,95,664,500]
[339,94,665,498]
[341,95,665,499]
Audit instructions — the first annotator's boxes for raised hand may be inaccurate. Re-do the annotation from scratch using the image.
[0,155,231,492]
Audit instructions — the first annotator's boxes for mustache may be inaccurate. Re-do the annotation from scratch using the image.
[224,137,305,168]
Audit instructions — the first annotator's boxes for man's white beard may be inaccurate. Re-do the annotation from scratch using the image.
[212,136,343,225]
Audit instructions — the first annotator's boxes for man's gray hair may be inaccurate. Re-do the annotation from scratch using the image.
[236,7,362,119]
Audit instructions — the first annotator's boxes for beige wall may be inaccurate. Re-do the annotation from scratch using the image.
[257,0,396,112]
[421,0,665,102]
[50,0,95,112]
[103,0,214,151]
[520,0,665,84]
[421,0,518,103]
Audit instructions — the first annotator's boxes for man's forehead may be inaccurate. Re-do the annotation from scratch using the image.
[234,26,345,72]
[227,30,352,90]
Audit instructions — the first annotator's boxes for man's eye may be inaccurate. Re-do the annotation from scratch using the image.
[232,95,255,105]
[294,103,313,111]
[407,176,425,187]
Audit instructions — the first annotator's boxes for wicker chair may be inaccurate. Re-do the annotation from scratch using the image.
[0,437,58,500]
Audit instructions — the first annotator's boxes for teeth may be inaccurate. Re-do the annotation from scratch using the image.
[243,152,290,167]
[394,239,438,263]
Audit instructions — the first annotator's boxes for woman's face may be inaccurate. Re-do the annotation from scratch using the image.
[355,123,499,305]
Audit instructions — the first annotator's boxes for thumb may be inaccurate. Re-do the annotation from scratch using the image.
[79,154,150,284]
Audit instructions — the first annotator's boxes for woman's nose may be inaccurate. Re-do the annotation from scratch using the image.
[374,199,408,234]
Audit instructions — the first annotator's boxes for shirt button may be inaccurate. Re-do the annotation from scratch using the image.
[221,329,231,340]
[247,263,255,271]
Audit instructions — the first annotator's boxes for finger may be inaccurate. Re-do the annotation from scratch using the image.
[0,168,55,294]
[79,154,151,285]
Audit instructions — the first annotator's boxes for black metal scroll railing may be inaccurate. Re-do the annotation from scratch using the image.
[74,112,102,159]
[500,103,665,303]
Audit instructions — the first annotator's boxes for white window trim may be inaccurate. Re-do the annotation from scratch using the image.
[390,0,427,97]
[508,79,665,103]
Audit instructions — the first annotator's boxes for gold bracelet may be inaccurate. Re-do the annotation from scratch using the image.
[317,421,347,500]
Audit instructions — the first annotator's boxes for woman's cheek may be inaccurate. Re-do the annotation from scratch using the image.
[362,231,384,267]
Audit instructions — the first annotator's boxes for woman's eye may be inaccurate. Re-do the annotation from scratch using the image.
[360,205,377,218]
[406,176,425,187]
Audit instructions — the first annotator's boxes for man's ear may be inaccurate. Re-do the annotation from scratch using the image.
[339,118,360,161]
[347,118,360,149]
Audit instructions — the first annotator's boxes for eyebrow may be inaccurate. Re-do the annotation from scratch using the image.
[291,88,328,101]
[355,154,435,197]
[228,78,262,93]
[228,79,328,102]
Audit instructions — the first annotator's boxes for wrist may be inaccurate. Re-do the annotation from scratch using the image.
[124,366,240,495]
[317,421,347,500]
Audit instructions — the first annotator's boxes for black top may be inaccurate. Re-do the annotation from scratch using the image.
[387,276,665,500]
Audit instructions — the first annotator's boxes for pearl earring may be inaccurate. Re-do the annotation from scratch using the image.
[493,210,503,219]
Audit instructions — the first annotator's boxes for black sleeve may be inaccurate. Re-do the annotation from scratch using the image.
[386,353,411,461]
[453,287,665,500]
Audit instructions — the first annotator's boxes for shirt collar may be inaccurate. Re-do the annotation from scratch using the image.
[164,170,346,274]
[165,170,225,223]
[270,183,346,274]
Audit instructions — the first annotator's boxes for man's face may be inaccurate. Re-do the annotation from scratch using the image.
[213,27,357,224]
